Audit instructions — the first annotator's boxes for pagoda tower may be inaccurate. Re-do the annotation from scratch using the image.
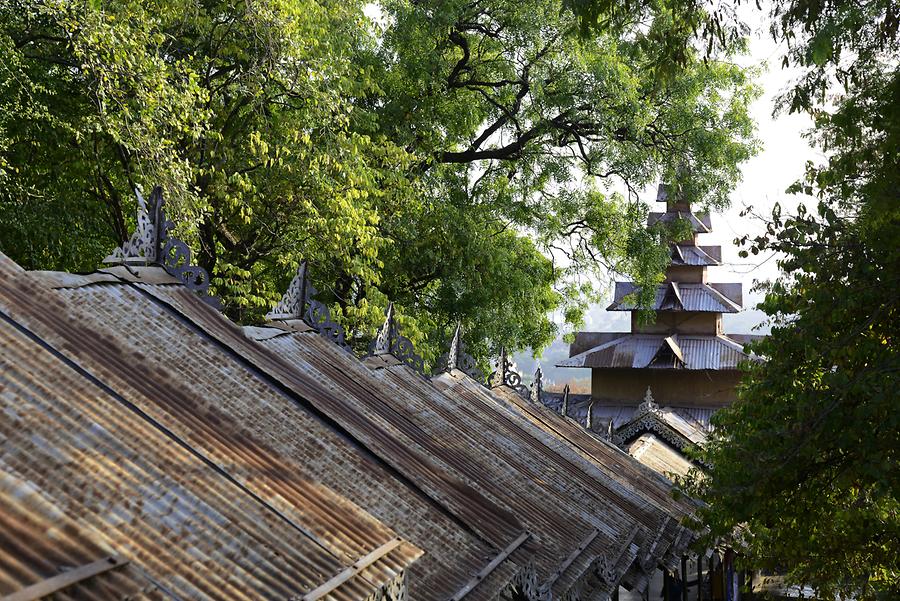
[558,184,754,409]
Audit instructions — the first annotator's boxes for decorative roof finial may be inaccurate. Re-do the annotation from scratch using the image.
[267,261,310,320]
[436,323,485,382]
[490,347,508,388]
[371,302,398,355]
[266,261,352,353]
[368,303,426,374]
[560,384,570,417]
[638,386,660,414]
[448,323,462,370]
[530,364,543,404]
[105,187,218,308]
[489,348,528,398]
[607,418,615,441]
[586,399,595,430]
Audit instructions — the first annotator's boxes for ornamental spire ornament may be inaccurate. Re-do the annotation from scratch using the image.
[266,261,310,321]
[560,384,570,417]
[105,186,218,308]
[638,386,660,414]
[490,347,528,398]
[436,323,485,382]
[368,303,425,374]
[266,261,351,353]
[585,399,595,430]
[530,364,543,404]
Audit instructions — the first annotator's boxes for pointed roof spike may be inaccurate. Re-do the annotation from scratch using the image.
[561,384,570,417]
[266,261,310,321]
[530,364,543,404]
[437,323,485,382]
[586,399,595,430]
[489,347,528,398]
[448,322,463,371]
[490,347,509,388]
[638,386,659,414]
[367,302,426,374]
[607,418,615,441]
[104,186,218,308]
[371,302,397,355]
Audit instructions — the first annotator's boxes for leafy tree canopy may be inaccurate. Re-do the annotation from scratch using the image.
[0,0,757,368]
[678,1,900,598]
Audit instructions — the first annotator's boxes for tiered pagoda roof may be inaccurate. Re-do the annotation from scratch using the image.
[559,184,753,374]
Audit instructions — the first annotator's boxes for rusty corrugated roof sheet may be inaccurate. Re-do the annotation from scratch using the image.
[29,270,527,600]
[252,328,636,598]
[558,334,751,370]
[0,269,421,601]
[0,250,704,600]
[461,379,699,590]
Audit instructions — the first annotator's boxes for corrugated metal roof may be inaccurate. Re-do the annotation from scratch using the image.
[542,399,717,432]
[1,269,515,601]
[558,334,751,370]
[0,252,706,600]
[255,329,642,597]
[0,282,420,600]
[608,282,742,313]
[435,377,700,571]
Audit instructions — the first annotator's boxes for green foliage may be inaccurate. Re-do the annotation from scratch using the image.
[366,0,758,357]
[682,1,900,598]
[0,0,758,367]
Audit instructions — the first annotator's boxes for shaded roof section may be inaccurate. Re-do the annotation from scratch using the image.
[558,334,751,370]
[627,435,695,479]
[466,378,698,591]
[542,395,718,431]
[0,266,421,601]
[608,282,742,313]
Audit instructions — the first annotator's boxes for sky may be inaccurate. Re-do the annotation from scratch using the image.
[515,7,822,390]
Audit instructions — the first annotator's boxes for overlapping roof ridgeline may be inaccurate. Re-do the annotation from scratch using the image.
[0,189,702,601]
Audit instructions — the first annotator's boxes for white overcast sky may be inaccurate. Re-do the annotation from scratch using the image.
[519,5,822,388]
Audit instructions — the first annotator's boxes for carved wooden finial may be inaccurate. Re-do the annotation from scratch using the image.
[529,364,543,404]
[104,187,217,307]
[368,303,425,374]
[266,261,310,320]
[638,386,660,414]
